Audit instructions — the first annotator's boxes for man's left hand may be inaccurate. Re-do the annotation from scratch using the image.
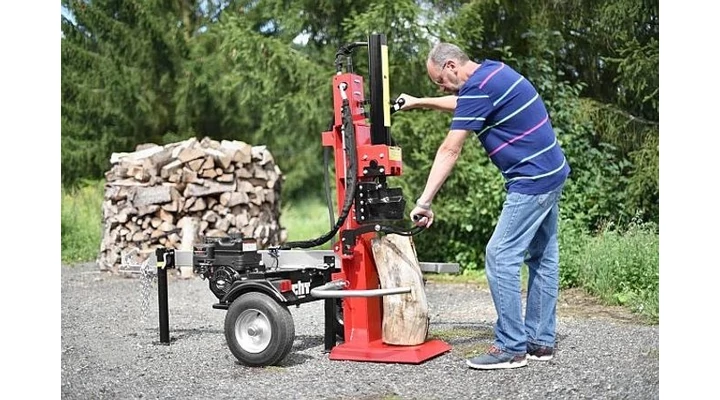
[410,206,434,228]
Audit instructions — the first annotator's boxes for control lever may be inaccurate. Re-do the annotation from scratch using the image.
[390,97,406,114]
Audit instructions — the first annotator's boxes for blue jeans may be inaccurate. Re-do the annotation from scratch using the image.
[485,183,564,355]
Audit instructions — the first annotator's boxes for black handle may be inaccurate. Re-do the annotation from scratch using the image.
[390,97,406,114]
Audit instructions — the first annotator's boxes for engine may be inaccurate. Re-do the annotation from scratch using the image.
[193,234,265,299]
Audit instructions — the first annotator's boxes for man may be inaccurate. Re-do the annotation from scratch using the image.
[397,42,570,370]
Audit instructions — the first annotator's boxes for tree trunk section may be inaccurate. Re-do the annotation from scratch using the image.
[371,234,429,346]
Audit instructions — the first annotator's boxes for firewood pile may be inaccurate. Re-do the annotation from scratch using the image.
[97,137,287,273]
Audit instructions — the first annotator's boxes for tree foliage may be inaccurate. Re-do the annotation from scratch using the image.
[61,0,659,267]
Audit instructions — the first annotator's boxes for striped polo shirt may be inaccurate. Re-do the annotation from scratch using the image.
[450,60,570,195]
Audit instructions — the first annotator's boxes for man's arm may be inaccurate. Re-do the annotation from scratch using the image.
[411,129,470,227]
[397,93,458,112]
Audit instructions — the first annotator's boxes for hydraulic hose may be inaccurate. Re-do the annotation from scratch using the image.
[279,94,358,250]
[323,146,336,229]
[334,41,367,72]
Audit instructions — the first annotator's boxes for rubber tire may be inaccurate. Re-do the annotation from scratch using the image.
[224,292,295,367]
[335,298,345,340]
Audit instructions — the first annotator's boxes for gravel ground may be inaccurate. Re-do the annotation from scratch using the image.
[61,262,659,400]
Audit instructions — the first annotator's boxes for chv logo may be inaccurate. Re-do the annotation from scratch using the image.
[292,281,311,296]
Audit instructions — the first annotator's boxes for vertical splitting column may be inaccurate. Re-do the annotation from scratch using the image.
[368,34,391,145]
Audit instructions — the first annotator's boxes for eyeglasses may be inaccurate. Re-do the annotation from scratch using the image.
[432,61,450,86]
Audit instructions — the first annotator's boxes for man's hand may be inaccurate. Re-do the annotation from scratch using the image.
[395,93,458,112]
[396,93,420,110]
[410,206,434,228]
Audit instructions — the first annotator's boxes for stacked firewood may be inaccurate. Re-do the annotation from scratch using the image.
[97,137,287,273]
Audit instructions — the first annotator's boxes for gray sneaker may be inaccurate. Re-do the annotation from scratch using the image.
[526,342,554,361]
[466,345,528,370]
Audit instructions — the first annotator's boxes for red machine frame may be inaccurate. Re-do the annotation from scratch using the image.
[321,34,451,363]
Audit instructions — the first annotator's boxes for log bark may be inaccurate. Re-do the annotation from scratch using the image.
[371,234,429,346]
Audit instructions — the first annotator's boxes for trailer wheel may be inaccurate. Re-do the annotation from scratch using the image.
[224,292,295,367]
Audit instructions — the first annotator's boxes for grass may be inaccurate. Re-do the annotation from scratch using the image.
[280,197,336,250]
[61,181,104,264]
[560,220,659,323]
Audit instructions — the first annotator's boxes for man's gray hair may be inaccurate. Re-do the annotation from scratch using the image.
[427,43,470,68]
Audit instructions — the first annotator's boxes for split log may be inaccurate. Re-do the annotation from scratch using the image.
[371,234,429,346]
[133,185,173,207]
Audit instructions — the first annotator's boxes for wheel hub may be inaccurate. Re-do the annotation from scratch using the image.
[235,309,272,353]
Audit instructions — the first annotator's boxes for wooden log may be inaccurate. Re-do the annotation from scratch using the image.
[105,185,130,201]
[215,216,231,232]
[216,204,229,215]
[188,197,207,212]
[250,187,264,205]
[149,148,173,169]
[160,200,179,212]
[216,173,234,183]
[221,140,252,164]
[106,178,151,187]
[158,221,175,232]
[237,180,255,193]
[219,191,249,208]
[126,165,146,181]
[158,208,174,223]
[160,160,183,179]
[167,170,182,183]
[200,156,215,171]
[241,224,255,238]
[115,210,130,224]
[167,232,181,248]
[199,220,209,233]
[131,231,147,242]
[183,196,196,211]
[110,145,164,164]
[201,210,219,223]
[187,158,204,172]
[171,138,197,159]
[371,234,429,346]
[235,209,249,227]
[253,166,269,180]
[251,145,274,165]
[205,228,228,238]
[177,146,206,163]
[234,167,253,179]
[263,188,276,203]
[170,186,184,211]
[201,168,218,179]
[182,167,203,184]
[184,181,236,197]
[203,148,232,169]
[136,204,159,217]
[179,217,199,278]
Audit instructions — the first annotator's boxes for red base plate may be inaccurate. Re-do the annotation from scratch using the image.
[328,339,452,364]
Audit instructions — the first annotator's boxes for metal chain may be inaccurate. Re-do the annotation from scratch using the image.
[121,248,157,328]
